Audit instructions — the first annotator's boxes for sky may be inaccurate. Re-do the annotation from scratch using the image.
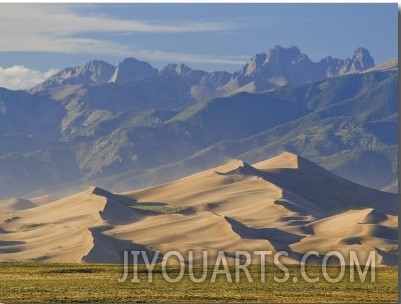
[0,3,398,90]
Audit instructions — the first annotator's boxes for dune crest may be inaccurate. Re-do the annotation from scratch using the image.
[0,152,397,265]
[253,151,300,170]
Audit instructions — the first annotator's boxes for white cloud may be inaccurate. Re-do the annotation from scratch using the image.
[0,4,249,75]
[0,4,235,52]
[127,49,248,66]
[1,4,234,35]
[0,66,58,90]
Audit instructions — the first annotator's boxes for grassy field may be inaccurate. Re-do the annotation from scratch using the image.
[0,262,397,303]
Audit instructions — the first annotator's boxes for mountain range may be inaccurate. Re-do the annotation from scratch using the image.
[30,45,376,98]
[0,45,397,199]
[0,152,397,265]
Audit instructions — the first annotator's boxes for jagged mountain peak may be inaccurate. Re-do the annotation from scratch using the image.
[236,45,376,89]
[352,47,374,61]
[29,45,377,97]
[30,60,116,93]
[161,63,193,76]
[340,47,375,74]
[109,57,158,84]
[267,45,303,61]
[242,45,313,78]
[264,45,313,67]
[79,60,116,82]
[242,53,267,76]
[82,59,111,68]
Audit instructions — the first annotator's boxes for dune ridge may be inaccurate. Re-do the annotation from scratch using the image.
[0,152,397,265]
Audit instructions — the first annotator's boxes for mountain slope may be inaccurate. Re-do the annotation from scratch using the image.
[0,88,64,138]
[30,60,116,93]
[0,48,396,199]
[80,68,397,195]
[0,153,396,265]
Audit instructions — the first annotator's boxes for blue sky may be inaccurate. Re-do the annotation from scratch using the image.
[0,3,397,89]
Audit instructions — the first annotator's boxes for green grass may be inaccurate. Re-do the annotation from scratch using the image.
[0,262,397,303]
[131,202,194,215]
[169,99,209,122]
[131,203,183,214]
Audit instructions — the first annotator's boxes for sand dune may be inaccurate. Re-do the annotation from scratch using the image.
[29,194,57,206]
[0,192,56,212]
[0,152,397,265]
[0,198,36,211]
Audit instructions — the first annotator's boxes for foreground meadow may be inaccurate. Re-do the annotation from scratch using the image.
[0,262,397,303]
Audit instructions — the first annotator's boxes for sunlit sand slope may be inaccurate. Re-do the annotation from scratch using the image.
[0,152,397,265]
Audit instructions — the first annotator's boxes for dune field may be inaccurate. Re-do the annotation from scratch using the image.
[0,152,397,265]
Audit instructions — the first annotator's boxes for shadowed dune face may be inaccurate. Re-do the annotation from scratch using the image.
[82,226,162,264]
[0,152,397,265]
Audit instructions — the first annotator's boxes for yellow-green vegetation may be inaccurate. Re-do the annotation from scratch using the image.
[131,203,186,214]
[0,262,397,303]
